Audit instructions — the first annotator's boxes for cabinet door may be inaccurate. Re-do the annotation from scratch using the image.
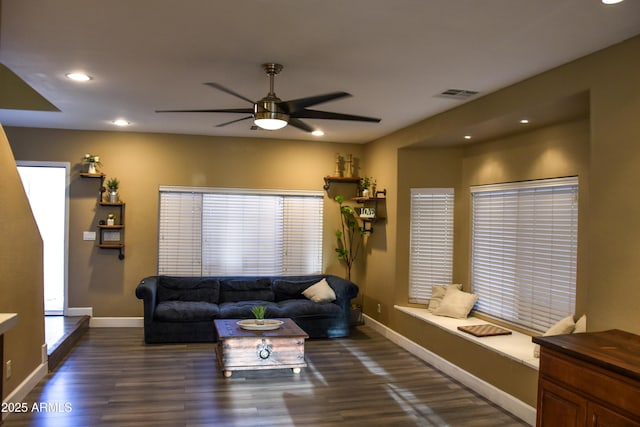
[589,402,640,427]
[537,378,587,427]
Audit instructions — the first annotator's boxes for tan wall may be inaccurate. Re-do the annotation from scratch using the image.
[392,119,589,406]
[459,118,590,313]
[6,128,365,317]
[359,35,640,407]
[0,125,45,399]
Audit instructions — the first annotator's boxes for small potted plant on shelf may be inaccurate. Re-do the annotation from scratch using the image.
[83,153,101,174]
[251,305,267,325]
[107,213,116,226]
[106,177,120,203]
[359,176,372,198]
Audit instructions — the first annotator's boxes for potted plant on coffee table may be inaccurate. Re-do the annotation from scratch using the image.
[251,305,267,325]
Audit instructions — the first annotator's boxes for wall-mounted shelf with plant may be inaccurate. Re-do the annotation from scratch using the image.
[324,174,387,233]
[80,154,125,260]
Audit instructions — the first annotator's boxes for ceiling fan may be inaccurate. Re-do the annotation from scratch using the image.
[156,63,381,133]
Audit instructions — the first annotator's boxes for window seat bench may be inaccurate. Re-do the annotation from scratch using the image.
[394,305,539,370]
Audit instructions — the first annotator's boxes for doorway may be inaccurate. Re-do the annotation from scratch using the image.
[16,162,69,315]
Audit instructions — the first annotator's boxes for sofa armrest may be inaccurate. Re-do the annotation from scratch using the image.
[135,276,159,322]
[325,275,359,307]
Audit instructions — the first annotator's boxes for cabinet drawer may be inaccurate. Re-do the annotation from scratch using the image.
[537,378,586,427]
[589,402,640,427]
[540,349,640,420]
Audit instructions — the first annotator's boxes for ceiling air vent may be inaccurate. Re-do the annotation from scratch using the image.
[437,89,479,100]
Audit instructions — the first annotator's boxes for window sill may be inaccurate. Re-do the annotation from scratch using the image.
[394,305,540,370]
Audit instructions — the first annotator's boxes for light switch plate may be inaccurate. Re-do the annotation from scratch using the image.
[83,231,96,241]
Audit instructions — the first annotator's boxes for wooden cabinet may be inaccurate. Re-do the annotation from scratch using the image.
[80,173,125,259]
[533,330,640,427]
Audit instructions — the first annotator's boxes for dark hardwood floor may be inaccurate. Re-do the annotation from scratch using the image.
[45,315,90,371]
[4,325,528,426]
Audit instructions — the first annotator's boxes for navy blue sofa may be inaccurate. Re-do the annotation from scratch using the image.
[135,274,359,343]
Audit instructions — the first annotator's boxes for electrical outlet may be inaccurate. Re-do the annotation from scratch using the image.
[377,304,381,313]
[6,360,12,379]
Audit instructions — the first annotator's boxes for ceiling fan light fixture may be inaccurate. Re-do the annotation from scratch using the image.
[254,111,288,130]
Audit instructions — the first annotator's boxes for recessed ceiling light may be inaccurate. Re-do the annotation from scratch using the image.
[602,0,624,4]
[112,119,130,127]
[464,135,472,140]
[311,130,325,137]
[65,72,92,82]
[520,119,530,124]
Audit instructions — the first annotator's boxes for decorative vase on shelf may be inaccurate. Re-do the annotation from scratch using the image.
[362,188,370,198]
[109,191,118,203]
[87,162,97,174]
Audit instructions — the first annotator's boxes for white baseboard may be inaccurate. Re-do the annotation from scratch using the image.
[64,307,93,317]
[363,314,536,426]
[89,317,143,328]
[2,359,48,422]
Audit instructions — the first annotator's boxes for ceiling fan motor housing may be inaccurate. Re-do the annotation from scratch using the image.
[254,95,289,129]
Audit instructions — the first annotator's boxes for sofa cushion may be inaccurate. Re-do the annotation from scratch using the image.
[155,301,220,322]
[277,299,341,317]
[220,278,275,303]
[302,279,336,303]
[157,276,220,303]
[218,301,283,318]
[272,278,318,301]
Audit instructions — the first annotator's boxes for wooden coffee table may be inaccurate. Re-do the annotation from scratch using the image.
[214,318,308,378]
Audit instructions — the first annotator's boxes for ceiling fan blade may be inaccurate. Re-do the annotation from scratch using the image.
[215,116,253,127]
[283,92,352,112]
[288,118,314,133]
[156,108,254,114]
[204,82,255,105]
[291,109,381,123]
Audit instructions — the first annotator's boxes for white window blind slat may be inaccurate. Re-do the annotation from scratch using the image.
[158,192,202,275]
[158,188,323,276]
[408,188,455,304]
[283,196,324,275]
[471,177,578,332]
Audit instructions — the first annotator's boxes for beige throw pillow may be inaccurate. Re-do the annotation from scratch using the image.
[573,314,587,333]
[432,287,478,319]
[533,315,576,357]
[428,284,463,312]
[302,279,336,303]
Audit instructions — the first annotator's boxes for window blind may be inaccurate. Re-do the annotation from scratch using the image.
[158,187,323,276]
[158,191,202,275]
[470,177,578,332]
[408,188,455,304]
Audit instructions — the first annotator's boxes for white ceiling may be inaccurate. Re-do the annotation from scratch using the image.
[1,0,639,144]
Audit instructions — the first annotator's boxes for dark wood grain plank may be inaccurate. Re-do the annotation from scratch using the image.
[3,326,528,426]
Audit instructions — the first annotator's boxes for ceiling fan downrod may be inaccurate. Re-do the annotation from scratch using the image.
[263,63,283,97]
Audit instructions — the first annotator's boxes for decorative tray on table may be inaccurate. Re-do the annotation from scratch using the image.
[236,319,284,331]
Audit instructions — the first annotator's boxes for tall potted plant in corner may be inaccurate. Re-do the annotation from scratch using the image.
[334,195,364,281]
